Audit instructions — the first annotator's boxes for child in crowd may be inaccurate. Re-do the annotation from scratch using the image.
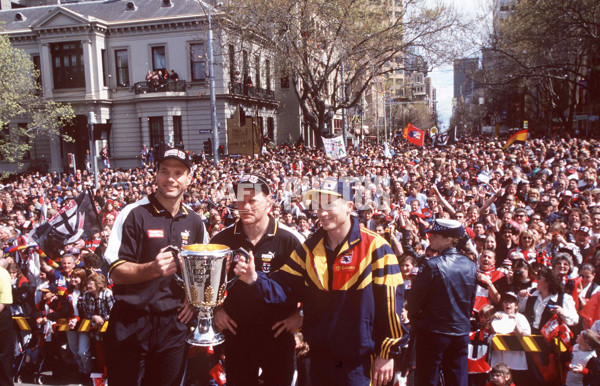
[566,330,598,385]
[570,329,600,386]
[469,304,496,386]
[486,363,515,386]
[489,292,531,385]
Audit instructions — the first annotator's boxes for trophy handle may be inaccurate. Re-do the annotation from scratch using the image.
[225,248,250,290]
[165,245,185,288]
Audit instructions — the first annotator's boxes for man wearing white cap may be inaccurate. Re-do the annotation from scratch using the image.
[234,178,404,386]
[408,219,477,386]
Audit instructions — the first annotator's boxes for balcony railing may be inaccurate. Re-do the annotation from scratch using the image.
[134,80,187,94]
[229,83,275,100]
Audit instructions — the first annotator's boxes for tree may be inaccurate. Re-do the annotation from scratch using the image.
[478,0,600,135]
[0,33,74,172]
[224,0,464,148]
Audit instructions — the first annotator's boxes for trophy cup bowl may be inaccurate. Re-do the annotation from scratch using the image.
[179,244,231,346]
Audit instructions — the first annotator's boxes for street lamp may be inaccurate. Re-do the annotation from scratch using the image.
[87,112,99,189]
[197,0,220,165]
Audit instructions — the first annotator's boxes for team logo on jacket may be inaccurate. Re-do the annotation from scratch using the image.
[340,254,353,264]
[261,251,274,273]
[148,229,164,238]
[181,230,190,246]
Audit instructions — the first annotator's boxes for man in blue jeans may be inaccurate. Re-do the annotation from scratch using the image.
[408,219,477,386]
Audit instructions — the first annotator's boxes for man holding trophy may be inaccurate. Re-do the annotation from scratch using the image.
[211,174,305,386]
[234,178,405,386]
[104,148,207,386]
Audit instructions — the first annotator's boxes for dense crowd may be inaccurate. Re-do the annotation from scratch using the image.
[3,134,600,385]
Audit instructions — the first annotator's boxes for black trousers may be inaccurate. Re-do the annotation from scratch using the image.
[0,309,15,386]
[415,330,469,386]
[224,324,295,386]
[106,312,188,386]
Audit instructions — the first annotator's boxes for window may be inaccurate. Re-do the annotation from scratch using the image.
[115,49,129,87]
[101,49,107,87]
[51,41,85,89]
[266,59,271,91]
[31,55,42,87]
[229,44,235,82]
[18,123,31,160]
[149,116,164,149]
[190,43,206,81]
[242,50,248,79]
[255,55,260,89]
[173,116,182,145]
[152,46,166,73]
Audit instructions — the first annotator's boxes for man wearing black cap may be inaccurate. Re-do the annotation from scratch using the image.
[104,147,207,386]
[211,174,305,386]
[234,178,404,386]
[408,219,477,386]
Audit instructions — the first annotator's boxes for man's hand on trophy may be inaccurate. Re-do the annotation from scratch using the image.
[177,297,195,324]
[155,246,179,277]
[214,306,238,334]
[233,250,258,284]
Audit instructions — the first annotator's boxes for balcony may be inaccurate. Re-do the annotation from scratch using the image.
[229,83,275,100]
[133,80,187,94]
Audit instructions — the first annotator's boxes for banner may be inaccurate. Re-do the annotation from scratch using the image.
[30,190,102,259]
[322,136,347,159]
[504,129,528,149]
[402,123,424,147]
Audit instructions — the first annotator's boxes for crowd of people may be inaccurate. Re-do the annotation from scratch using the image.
[2,133,600,385]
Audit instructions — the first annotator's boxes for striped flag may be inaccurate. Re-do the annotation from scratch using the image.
[504,129,528,149]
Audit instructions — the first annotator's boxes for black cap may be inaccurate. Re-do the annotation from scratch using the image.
[234,174,271,197]
[157,148,191,170]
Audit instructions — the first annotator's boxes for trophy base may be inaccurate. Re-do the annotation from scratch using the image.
[187,316,225,347]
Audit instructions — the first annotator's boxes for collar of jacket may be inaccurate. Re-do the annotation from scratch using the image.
[233,215,278,237]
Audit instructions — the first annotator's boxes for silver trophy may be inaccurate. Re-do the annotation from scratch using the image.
[179,244,247,346]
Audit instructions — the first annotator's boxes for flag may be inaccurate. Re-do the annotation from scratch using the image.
[30,190,102,259]
[434,126,457,147]
[504,129,528,149]
[402,123,424,147]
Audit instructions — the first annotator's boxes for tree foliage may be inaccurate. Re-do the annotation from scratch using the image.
[0,32,74,169]
[223,0,463,147]
[478,0,600,133]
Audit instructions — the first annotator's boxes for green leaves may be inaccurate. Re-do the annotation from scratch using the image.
[0,33,74,167]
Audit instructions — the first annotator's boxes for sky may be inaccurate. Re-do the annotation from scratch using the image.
[429,0,488,130]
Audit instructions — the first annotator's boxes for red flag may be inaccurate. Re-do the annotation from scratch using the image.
[402,123,425,147]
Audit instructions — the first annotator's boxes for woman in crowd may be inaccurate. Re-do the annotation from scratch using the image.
[507,229,538,264]
[78,273,114,377]
[67,268,91,380]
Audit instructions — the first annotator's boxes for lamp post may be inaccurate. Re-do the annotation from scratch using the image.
[87,112,99,189]
[207,8,219,166]
[196,0,220,166]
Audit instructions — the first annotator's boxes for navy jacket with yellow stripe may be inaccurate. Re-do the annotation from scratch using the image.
[251,217,404,360]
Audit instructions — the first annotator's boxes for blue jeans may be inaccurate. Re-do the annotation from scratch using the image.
[67,331,92,373]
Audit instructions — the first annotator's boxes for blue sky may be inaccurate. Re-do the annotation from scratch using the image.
[429,0,488,129]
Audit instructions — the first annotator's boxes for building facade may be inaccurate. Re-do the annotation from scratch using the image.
[0,0,279,172]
